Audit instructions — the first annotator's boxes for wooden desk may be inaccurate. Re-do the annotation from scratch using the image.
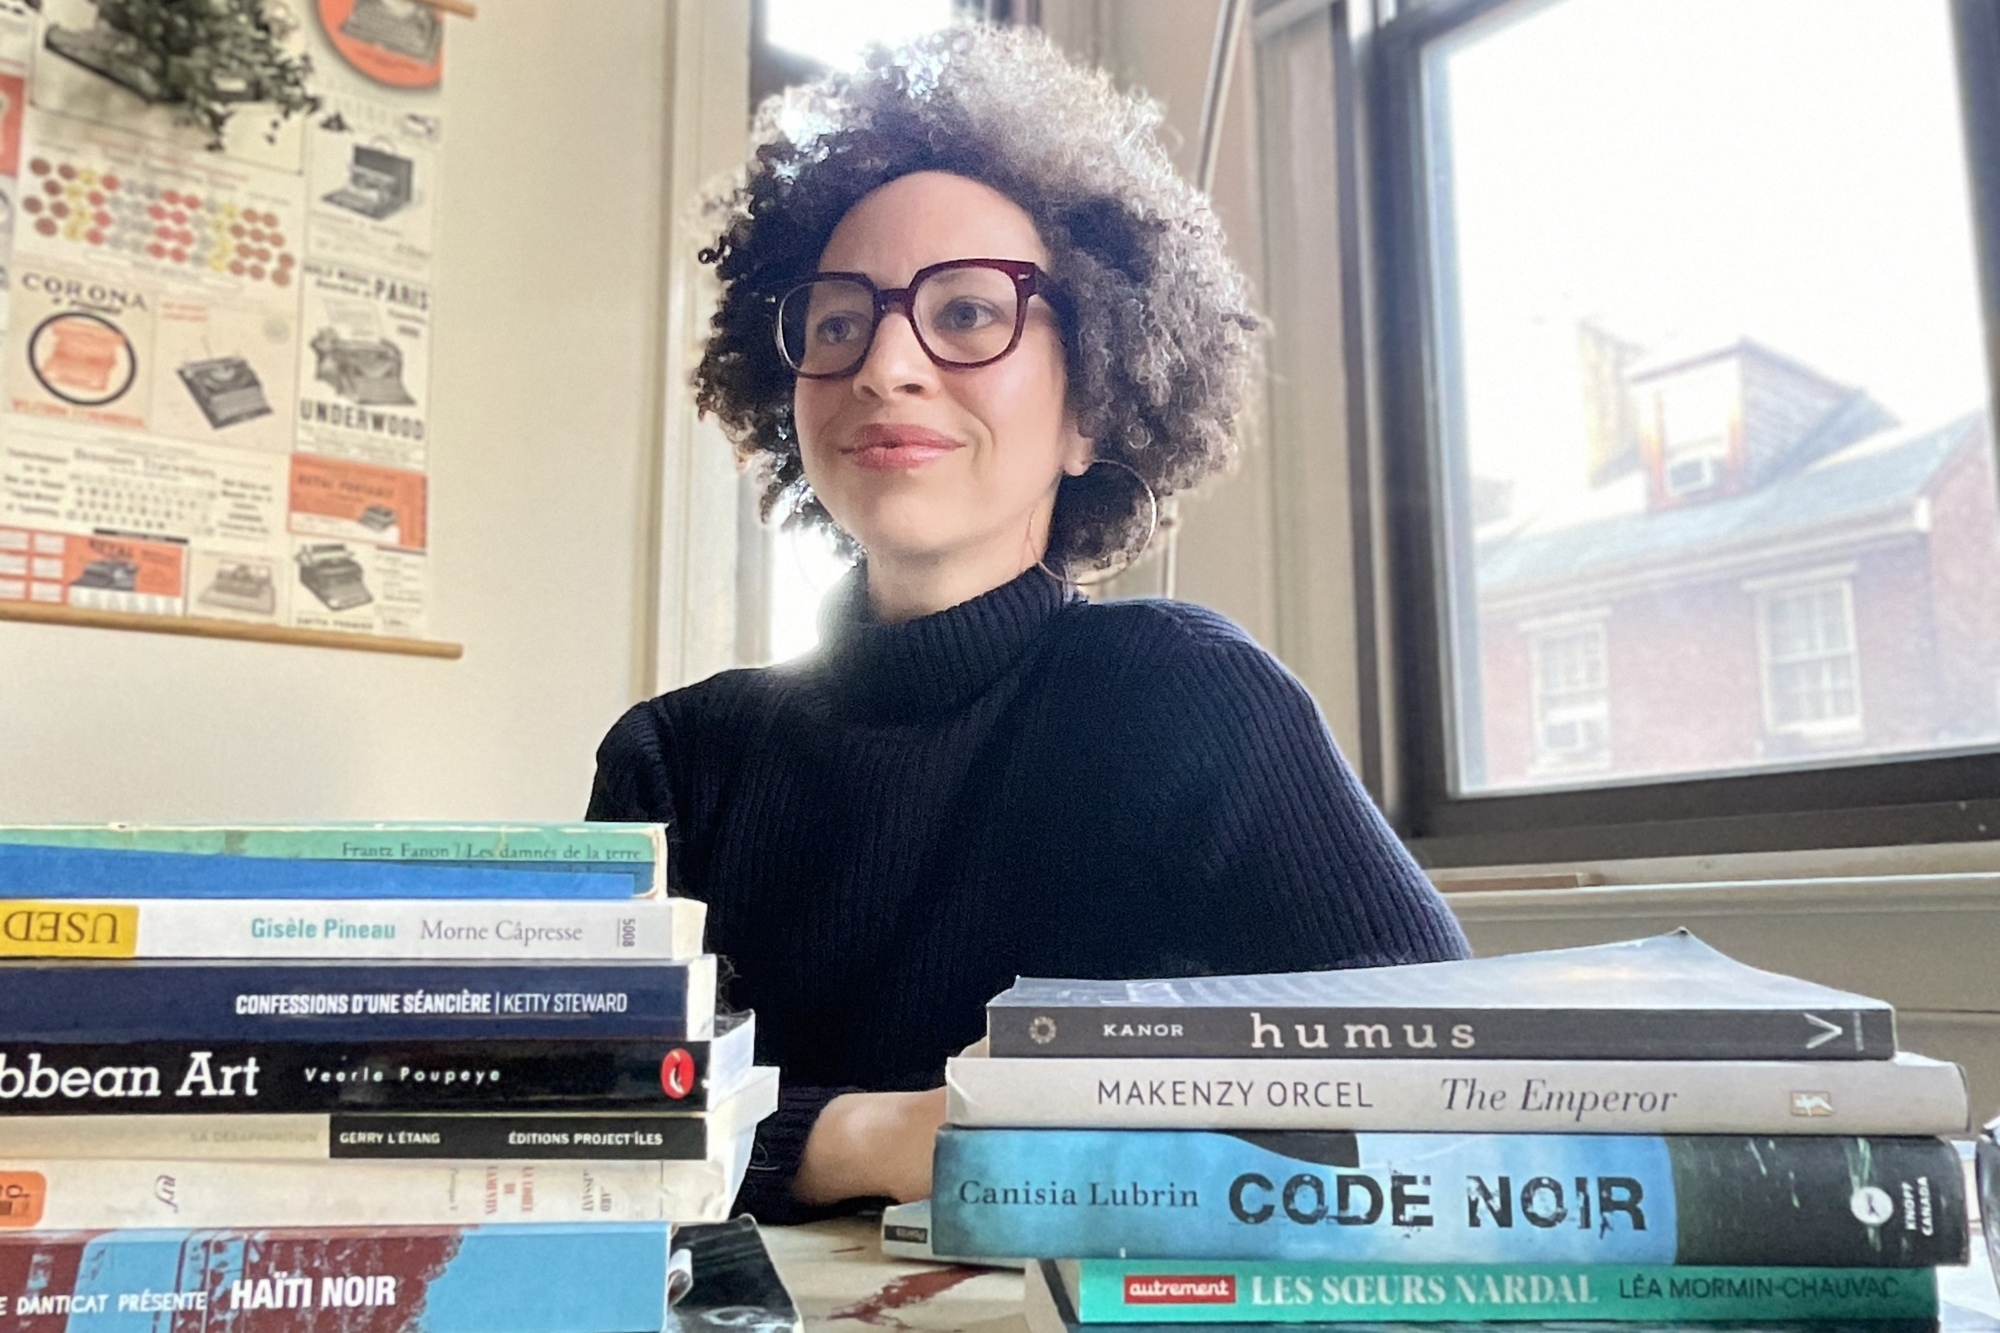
[766,1216,1026,1333]
[766,1215,2000,1333]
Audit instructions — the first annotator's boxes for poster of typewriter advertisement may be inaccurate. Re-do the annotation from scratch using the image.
[0,0,446,646]
[30,0,309,173]
[294,258,429,470]
[288,452,425,551]
[305,97,437,279]
[289,532,424,635]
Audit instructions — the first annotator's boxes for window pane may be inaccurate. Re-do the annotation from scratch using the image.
[1425,0,2000,793]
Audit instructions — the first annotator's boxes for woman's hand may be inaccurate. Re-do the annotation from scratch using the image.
[793,1086,948,1206]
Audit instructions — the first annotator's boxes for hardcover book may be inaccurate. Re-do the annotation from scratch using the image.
[0,823,670,899]
[0,895,705,960]
[0,1012,755,1115]
[0,1222,686,1333]
[0,1065,779,1159]
[1051,1258,1939,1324]
[944,1050,1968,1136]
[0,957,717,1043]
[986,934,1895,1061]
[930,1128,1967,1267]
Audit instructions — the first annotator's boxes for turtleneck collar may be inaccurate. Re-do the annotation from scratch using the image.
[809,564,1078,721]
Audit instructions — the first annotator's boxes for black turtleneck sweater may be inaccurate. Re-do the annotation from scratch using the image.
[586,568,1468,1222]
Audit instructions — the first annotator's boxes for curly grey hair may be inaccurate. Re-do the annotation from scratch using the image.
[694,23,1259,573]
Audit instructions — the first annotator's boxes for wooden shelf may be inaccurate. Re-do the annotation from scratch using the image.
[0,601,463,659]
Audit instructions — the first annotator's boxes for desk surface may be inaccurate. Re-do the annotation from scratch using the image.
[766,1217,2000,1333]
[767,1216,1026,1333]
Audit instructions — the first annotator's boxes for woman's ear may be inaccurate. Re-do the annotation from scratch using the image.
[1060,415,1094,477]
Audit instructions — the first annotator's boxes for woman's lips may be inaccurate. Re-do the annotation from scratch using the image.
[844,424,962,471]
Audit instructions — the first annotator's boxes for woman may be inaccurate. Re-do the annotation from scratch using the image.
[587,24,1468,1223]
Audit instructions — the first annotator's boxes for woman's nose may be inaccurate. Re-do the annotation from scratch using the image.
[851,307,937,399]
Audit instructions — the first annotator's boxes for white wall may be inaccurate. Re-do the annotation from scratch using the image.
[0,3,677,822]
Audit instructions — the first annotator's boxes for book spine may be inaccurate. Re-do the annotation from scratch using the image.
[987,1005,1895,1061]
[931,1128,1966,1267]
[0,822,666,865]
[945,1054,1968,1135]
[0,1153,745,1227]
[1065,1261,1938,1323]
[0,844,658,900]
[0,1223,677,1333]
[0,1068,777,1158]
[0,1025,751,1113]
[0,957,715,1042]
[0,897,705,959]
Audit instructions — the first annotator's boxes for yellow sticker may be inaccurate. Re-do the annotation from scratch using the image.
[0,902,139,957]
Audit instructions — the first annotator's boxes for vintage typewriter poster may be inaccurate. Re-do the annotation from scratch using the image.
[0,419,287,615]
[305,97,437,279]
[288,453,425,551]
[289,532,424,635]
[0,0,445,643]
[294,258,429,471]
[30,0,309,173]
[0,524,183,613]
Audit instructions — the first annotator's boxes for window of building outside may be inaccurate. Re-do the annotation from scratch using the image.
[1529,621,1610,772]
[1408,0,2000,804]
[1757,580,1862,743]
[758,0,958,661]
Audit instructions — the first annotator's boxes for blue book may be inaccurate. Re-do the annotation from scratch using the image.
[0,825,670,899]
[0,1223,679,1333]
[0,957,715,1042]
[931,1128,1966,1268]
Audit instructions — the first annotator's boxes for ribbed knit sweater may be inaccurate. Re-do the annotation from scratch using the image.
[586,566,1469,1222]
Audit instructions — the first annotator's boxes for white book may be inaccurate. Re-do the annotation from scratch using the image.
[945,1050,1969,1135]
[0,896,705,959]
[0,1130,758,1228]
[0,1065,778,1161]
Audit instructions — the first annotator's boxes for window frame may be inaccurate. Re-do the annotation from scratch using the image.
[1361,0,2000,865]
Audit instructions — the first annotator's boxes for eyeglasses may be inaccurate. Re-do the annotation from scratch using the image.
[775,258,1049,379]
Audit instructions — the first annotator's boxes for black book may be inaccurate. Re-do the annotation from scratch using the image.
[986,932,1895,1060]
[668,1217,802,1333]
[0,1012,754,1114]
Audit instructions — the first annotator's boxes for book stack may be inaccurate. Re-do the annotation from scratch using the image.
[931,933,1973,1330]
[0,821,777,1333]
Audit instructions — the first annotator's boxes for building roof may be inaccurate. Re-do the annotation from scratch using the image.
[1477,412,1982,592]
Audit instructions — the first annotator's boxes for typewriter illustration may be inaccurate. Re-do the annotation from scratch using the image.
[340,0,443,63]
[35,315,132,402]
[296,543,373,612]
[177,356,272,429]
[199,562,276,616]
[358,503,399,533]
[322,145,416,220]
[70,559,137,592]
[310,328,416,406]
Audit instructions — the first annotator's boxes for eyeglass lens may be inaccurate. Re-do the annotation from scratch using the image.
[778,263,1025,377]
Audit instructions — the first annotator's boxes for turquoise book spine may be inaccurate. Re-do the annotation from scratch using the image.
[931,1127,1967,1266]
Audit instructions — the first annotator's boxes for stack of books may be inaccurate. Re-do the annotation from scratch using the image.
[0,821,778,1333]
[931,933,1972,1330]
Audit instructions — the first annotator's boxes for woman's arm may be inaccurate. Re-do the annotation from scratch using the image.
[1135,609,1469,972]
[792,1086,946,1206]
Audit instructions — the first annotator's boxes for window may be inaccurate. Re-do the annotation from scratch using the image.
[1358,0,2000,860]
[1758,582,1862,741]
[749,0,961,660]
[1530,623,1611,771]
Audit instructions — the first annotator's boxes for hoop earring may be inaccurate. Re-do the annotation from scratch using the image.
[1035,458,1162,590]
